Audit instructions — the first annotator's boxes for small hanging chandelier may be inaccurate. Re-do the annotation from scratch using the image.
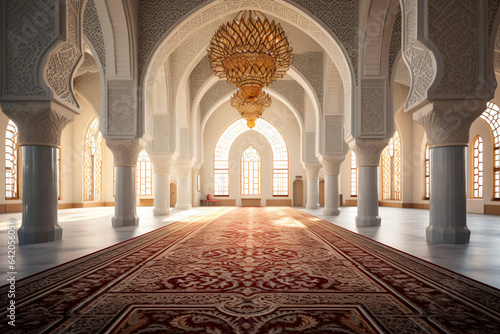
[231,90,272,128]
[208,10,292,127]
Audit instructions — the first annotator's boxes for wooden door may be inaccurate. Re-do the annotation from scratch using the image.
[319,179,325,207]
[293,179,304,207]
[170,182,177,207]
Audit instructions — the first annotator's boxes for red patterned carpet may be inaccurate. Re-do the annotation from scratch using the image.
[1,207,500,333]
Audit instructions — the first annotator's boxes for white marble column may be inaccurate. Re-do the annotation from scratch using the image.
[0,104,74,244]
[106,139,143,227]
[319,155,346,216]
[149,155,173,216]
[304,163,322,210]
[414,100,487,244]
[175,161,194,210]
[351,138,389,227]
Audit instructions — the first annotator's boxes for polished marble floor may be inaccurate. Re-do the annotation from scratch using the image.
[1,206,499,289]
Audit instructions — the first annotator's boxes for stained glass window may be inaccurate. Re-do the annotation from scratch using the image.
[137,150,152,196]
[241,145,261,195]
[472,136,483,199]
[5,120,19,199]
[480,102,500,199]
[350,150,357,197]
[381,131,401,200]
[425,143,430,200]
[84,118,102,202]
[214,118,288,196]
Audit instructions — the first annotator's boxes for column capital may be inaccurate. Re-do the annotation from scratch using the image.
[0,101,75,147]
[413,100,487,148]
[303,163,322,179]
[105,138,144,167]
[175,160,194,178]
[319,155,346,176]
[149,154,173,174]
[350,137,390,166]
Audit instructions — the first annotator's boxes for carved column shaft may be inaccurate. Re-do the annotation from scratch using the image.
[319,155,346,216]
[175,161,194,210]
[304,163,322,210]
[149,155,173,216]
[1,102,75,244]
[351,138,390,226]
[106,139,144,226]
[413,100,486,243]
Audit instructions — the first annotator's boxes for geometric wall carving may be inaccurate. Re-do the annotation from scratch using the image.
[292,52,324,107]
[75,72,101,115]
[359,79,387,137]
[151,114,172,154]
[83,0,106,73]
[107,81,137,137]
[401,0,436,111]
[324,115,344,154]
[190,56,213,108]
[2,0,56,98]
[46,0,84,109]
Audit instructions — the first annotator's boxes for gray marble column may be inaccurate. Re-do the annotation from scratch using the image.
[413,100,487,244]
[427,146,469,243]
[304,163,322,210]
[351,138,389,227]
[112,166,138,227]
[106,139,143,227]
[356,166,381,226]
[0,104,74,244]
[18,146,62,244]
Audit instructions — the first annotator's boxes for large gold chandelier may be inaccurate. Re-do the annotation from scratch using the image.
[208,10,292,128]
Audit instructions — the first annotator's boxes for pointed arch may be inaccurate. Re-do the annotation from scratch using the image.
[137,150,152,196]
[241,145,262,195]
[472,135,484,199]
[84,117,102,202]
[5,120,19,200]
[350,150,357,197]
[424,142,430,200]
[381,131,401,200]
[213,118,288,196]
[480,102,500,199]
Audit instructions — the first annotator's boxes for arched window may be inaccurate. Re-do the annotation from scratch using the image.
[84,118,102,202]
[137,150,152,196]
[472,136,483,199]
[5,120,19,199]
[241,145,261,195]
[214,118,288,196]
[381,131,402,200]
[480,102,500,199]
[350,150,357,197]
[424,143,430,200]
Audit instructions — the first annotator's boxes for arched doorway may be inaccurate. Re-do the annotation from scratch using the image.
[170,182,177,207]
[293,179,304,207]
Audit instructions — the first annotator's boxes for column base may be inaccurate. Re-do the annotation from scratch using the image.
[426,225,470,244]
[323,207,340,216]
[355,215,381,227]
[175,204,192,210]
[153,208,170,216]
[112,216,139,227]
[18,225,63,245]
[306,203,320,210]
